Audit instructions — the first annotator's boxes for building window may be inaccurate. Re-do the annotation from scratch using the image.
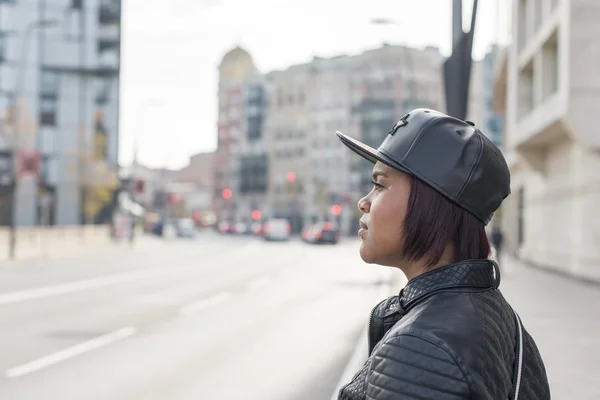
[517,61,534,119]
[63,5,83,40]
[99,0,120,25]
[98,48,119,70]
[542,31,558,99]
[40,99,57,126]
[0,33,6,63]
[40,70,60,99]
[240,154,268,194]
[94,78,111,104]
[71,0,83,9]
[247,116,262,140]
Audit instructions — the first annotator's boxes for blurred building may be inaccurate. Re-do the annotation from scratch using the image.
[214,47,269,225]
[481,47,504,147]
[498,0,600,281]
[347,44,445,232]
[173,151,214,190]
[468,46,504,147]
[215,43,445,235]
[264,64,311,233]
[306,55,353,234]
[124,162,169,210]
[124,152,215,224]
[0,0,121,227]
[235,80,268,225]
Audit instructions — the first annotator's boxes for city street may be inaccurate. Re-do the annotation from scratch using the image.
[1,233,599,399]
[0,233,389,400]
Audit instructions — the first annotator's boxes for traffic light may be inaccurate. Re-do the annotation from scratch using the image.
[251,210,262,221]
[169,193,181,203]
[222,188,232,199]
[331,204,342,216]
[285,171,296,183]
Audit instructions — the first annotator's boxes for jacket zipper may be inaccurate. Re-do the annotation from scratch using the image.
[367,302,377,356]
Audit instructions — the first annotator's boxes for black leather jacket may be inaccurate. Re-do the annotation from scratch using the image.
[338,260,551,399]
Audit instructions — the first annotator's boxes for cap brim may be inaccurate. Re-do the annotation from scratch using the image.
[335,131,411,175]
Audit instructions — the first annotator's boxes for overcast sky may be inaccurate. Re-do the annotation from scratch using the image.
[119,0,511,169]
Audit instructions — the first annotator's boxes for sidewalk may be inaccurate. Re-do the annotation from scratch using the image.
[499,255,600,400]
[0,234,160,266]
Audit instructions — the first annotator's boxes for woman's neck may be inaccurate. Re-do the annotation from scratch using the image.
[399,244,456,281]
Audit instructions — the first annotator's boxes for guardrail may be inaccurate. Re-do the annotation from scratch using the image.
[0,225,115,262]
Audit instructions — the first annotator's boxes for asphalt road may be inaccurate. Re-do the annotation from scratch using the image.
[0,233,389,400]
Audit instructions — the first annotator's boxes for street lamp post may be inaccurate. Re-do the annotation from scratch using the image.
[370,18,417,109]
[8,19,59,260]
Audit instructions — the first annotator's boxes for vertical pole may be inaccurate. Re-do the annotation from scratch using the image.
[452,0,463,48]
[78,0,88,228]
[9,25,35,259]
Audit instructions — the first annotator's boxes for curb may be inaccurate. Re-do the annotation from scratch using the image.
[329,268,394,400]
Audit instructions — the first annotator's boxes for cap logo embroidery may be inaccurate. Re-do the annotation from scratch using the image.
[389,113,410,136]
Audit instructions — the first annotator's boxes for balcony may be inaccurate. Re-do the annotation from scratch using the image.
[97,24,120,44]
[97,50,119,73]
[98,0,121,25]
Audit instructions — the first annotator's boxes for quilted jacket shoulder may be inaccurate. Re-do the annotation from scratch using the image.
[337,260,551,400]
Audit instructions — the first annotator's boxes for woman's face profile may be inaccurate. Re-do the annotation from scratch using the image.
[357,162,411,267]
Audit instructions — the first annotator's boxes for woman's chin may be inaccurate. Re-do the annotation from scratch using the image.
[359,242,376,264]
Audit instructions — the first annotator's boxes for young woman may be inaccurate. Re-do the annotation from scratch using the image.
[335,109,550,400]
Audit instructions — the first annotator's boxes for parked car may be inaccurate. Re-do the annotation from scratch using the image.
[235,222,251,235]
[176,218,197,238]
[302,221,340,244]
[251,222,264,236]
[263,218,292,241]
[218,221,235,234]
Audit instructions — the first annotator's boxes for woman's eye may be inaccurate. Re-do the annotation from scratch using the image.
[371,180,384,190]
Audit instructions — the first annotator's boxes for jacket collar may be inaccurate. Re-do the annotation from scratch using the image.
[399,259,500,311]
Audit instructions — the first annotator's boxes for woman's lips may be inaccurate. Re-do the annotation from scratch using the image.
[358,221,368,238]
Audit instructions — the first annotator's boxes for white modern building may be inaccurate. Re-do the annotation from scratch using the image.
[499,0,600,281]
[0,0,121,227]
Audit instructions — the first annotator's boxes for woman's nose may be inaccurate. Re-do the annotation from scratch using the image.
[358,196,370,213]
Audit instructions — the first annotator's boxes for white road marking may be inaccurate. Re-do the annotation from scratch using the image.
[0,269,170,306]
[178,292,232,316]
[5,327,136,378]
[0,241,263,306]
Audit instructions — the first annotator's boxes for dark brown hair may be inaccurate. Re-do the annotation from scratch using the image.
[402,175,491,267]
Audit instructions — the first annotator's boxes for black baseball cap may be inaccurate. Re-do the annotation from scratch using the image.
[336,108,510,225]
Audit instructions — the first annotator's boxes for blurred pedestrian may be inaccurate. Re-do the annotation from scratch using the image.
[491,225,505,266]
[334,109,550,399]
